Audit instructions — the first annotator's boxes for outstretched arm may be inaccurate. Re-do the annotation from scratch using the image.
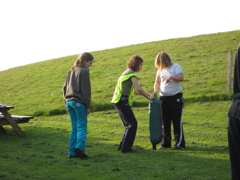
[131,77,154,100]
[154,76,160,95]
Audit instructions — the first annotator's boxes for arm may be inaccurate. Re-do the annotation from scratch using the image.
[131,77,154,100]
[63,72,70,99]
[63,72,71,104]
[166,73,184,83]
[154,76,160,95]
[81,70,91,114]
[63,81,66,99]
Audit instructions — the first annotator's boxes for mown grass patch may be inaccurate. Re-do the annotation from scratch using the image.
[0,101,231,180]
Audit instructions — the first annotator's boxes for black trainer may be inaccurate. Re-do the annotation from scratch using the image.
[74,148,88,159]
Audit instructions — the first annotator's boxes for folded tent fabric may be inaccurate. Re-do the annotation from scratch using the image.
[149,95,162,149]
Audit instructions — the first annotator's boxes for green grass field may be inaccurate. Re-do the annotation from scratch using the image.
[0,30,239,179]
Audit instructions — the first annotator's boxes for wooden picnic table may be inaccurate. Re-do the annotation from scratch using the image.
[0,106,33,136]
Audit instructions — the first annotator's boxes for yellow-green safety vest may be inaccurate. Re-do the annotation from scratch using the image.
[111,73,137,106]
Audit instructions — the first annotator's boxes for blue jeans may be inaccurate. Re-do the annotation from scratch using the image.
[66,100,87,156]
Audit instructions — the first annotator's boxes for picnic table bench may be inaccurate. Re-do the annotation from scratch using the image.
[0,106,33,136]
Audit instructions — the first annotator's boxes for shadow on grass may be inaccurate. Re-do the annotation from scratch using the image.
[0,124,230,180]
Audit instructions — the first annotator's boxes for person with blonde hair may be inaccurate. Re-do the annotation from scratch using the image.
[63,52,94,159]
[112,55,154,153]
[154,52,185,150]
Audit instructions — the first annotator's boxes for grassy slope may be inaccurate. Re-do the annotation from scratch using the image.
[0,30,239,115]
[0,30,240,179]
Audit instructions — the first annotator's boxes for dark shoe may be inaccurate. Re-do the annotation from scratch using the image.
[173,146,185,150]
[74,148,88,159]
[121,149,137,153]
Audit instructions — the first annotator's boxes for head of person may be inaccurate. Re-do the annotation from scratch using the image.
[155,52,172,70]
[127,55,143,72]
[71,52,94,70]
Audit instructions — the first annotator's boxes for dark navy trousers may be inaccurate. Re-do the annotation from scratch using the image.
[113,100,137,152]
[160,93,185,148]
[228,117,240,180]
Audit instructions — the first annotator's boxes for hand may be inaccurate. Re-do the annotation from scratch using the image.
[153,91,158,95]
[166,76,172,83]
[147,93,154,100]
[87,109,91,115]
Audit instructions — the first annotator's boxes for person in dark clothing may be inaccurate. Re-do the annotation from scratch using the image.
[111,55,154,153]
[228,44,240,180]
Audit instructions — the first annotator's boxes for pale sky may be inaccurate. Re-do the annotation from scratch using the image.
[0,0,239,71]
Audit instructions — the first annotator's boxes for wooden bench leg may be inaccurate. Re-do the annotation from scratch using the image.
[0,126,7,133]
[1,110,26,136]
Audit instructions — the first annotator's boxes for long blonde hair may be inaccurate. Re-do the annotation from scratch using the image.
[71,52,94,70]
[155,52,172,70]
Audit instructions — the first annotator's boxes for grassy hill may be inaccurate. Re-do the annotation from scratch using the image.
[1,30,239,116]
[0,30,239,179]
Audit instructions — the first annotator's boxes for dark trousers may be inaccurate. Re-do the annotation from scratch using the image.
[160,93,185,148]
[228,117,240,180]
[113,100,137,151]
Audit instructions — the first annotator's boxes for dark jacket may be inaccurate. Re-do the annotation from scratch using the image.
[228,45,240,120]
[63,66,91,109]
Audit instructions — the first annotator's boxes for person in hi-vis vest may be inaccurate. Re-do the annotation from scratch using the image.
[112,55,154,153]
